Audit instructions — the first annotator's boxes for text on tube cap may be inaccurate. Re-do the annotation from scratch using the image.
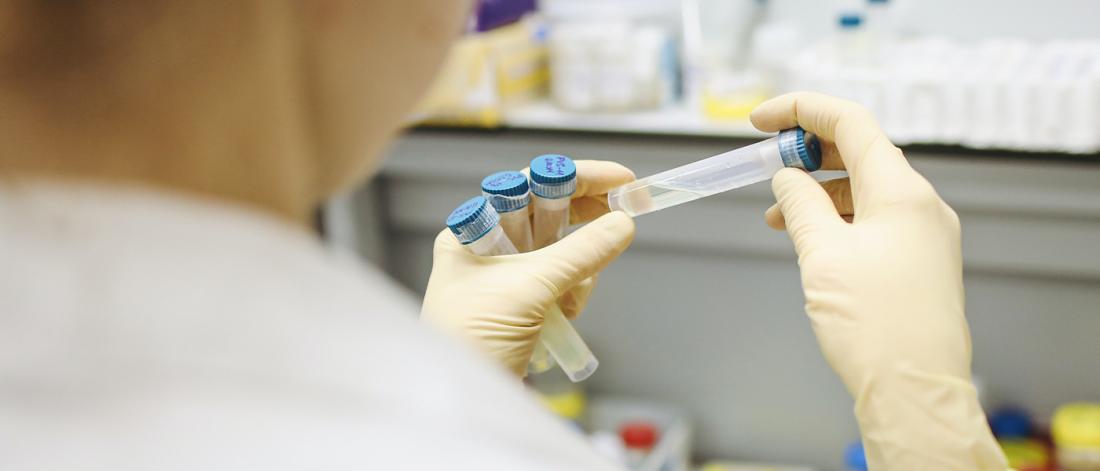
[446,196,500,244]
[529,154,577,199]
[481,171,531,212]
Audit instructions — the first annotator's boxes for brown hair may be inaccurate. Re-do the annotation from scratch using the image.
[2,2,248,92]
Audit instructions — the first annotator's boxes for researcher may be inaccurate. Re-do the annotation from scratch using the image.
[0,1,1005,470]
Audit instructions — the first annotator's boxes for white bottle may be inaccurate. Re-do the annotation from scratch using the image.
[835,12,871,67]
[865,0,896,65]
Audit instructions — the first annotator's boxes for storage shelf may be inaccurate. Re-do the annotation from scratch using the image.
[413,100,1100,158]
[480,101,1100,157]
[501,101,768,139]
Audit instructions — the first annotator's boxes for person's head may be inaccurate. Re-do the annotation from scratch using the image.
[0,0,470,223]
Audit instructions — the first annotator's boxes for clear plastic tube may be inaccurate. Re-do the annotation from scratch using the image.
[529,155,600,382]
[529,195,597,380]
[496,208,551,373]
[608,127,822,217]
[481,171,549,373]
[497,210,535,253]
[465,223,516,257]
[532,196,571,249]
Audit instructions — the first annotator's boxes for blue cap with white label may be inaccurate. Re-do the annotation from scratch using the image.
[481,171,531,212]
[777,127,823,171]
[529,154,577,199]
[446,196,500,244]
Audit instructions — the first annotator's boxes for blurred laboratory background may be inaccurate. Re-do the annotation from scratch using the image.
[325,1,1100,470]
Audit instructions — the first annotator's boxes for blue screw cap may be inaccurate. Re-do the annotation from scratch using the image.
[839,13,863,28]
[989,407,1033,439]
[481,171,530,196]
[845,441,868,471]
[529,154,577,199]
[777,127,823,172]
[446,196,500,244]
[481,171,531,213]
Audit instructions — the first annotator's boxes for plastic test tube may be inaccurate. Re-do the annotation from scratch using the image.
[446,195,599,382]
[447,196,516,256]
[480,171,553,374]
[528,154,601,382]
[530,154,575,249]
[481,171,535,252]
[607,127,822,217]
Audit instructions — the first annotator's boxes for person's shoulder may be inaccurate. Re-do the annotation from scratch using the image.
[0,181,619,471]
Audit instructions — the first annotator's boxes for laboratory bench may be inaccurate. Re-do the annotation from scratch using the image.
[326,125,1100,470]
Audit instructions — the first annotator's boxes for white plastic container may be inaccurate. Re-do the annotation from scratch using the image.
[835,12,872,67]
[1053,403,1100,471]
[780,35,1099,153]
[543,0,677,112]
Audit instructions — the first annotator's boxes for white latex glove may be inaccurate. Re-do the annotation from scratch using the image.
[422,161,635,377]
[752,92,1007,470]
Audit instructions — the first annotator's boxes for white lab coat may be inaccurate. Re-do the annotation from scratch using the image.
[0,182,618,470]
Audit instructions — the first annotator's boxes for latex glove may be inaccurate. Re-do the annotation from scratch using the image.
[752,92,1007,470]
[421,161,635,377]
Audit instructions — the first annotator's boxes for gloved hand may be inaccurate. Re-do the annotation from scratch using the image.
[421,161,635,377]
[752,92,1007,470]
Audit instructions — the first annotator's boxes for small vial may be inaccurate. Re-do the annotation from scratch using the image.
[607,127,822,217]
[527,155,600,381]
[481,171,535,253]
[446,196,599,382]
[481,171,552,373]
[530,154,576,249]
[447,196,518,256]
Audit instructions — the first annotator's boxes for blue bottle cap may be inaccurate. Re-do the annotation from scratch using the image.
[777,127,823,171]
[446,196,500,244]
[845,441,868,471]
[989,407,1033,439]
[529,154,577,199]
[481,171,531,212]
[839,13,863,28]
